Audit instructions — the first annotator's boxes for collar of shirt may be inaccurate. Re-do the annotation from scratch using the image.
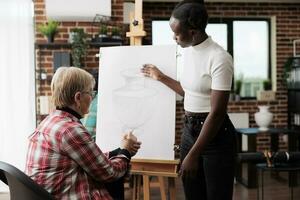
[56,107,82,119]
[192,36,212,51]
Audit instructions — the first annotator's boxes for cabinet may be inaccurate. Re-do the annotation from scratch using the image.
[287,57,300,151]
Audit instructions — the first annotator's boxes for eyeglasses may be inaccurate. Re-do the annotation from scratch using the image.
[82,91,97,99]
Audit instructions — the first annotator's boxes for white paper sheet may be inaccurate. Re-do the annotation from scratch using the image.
[96,45,177,160]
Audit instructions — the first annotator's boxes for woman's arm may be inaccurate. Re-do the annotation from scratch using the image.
[61,127,135,182]
[141,64,184,97]
[180,90,230,177]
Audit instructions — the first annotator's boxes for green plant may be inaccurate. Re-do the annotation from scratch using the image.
[235,79,243,95]
[263,79,272,90]
[38,20,59,42]
[99,24,108,35]
[111,27,121,36]
[283,57,294,84]
[70,28,88,68]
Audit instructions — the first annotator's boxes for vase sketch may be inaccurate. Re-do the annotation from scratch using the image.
[112,68,157,135]
[254,106,273,131]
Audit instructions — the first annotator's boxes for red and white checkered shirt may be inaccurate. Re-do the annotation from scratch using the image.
[25,110,129,200]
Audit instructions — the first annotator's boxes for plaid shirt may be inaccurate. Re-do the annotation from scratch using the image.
[25,109,129,200]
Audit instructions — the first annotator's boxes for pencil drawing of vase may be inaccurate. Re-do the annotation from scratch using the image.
[112,68,157,135]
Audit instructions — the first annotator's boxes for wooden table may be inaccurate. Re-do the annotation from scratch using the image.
[236,128,299,188]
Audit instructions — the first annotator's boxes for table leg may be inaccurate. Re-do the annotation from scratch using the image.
[262,170,264,200]
[288,134,298,187]
[257,170,259,200]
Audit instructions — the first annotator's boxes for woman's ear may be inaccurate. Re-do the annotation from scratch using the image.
[74,92,81,106]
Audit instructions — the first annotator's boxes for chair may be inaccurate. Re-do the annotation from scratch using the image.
[0,161,52,200]
[256,163,300,200]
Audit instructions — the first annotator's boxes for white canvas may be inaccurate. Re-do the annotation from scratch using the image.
[96,45,177,160]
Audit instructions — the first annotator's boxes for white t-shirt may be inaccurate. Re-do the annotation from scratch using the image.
[180,36,233,113]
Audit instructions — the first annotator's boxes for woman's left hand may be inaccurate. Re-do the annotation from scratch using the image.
[179,153,199,178]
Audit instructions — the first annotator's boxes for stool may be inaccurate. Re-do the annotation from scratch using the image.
[256,163,300,200]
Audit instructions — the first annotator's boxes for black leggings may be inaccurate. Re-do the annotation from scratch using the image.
[180,114,236,200]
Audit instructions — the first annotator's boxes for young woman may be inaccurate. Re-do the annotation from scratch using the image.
[141,1,236,199]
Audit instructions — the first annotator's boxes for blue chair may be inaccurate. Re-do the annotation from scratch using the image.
[0,161,52,200]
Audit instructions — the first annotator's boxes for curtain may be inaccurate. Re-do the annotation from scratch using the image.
[0,0,35,192]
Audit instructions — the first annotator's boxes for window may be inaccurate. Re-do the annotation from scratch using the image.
[152,20,184,81]
[152,18,271,98]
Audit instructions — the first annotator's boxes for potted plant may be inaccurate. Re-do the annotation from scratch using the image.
[263,79,272,90]
[111,27,122,40]
[234,79,242,101]
[98,24,108,38]
[70,28,88,68]
[38,20,59,43]
[257,79,275,101]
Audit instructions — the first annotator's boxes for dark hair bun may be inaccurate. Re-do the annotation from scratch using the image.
[172,0,208,32]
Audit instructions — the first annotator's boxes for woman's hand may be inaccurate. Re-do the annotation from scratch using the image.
[141,64,165,81]
[179,153,199,179]
[121,132,142,156]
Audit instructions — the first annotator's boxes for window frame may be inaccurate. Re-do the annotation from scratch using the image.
[208,17,271,99]
[151,17,272,99]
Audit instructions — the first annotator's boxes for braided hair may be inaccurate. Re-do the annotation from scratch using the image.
[171,0,208,33]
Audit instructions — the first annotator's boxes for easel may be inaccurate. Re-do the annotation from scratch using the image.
[126,1,179,199]
[130,159,180,200]
[126,0,146,45]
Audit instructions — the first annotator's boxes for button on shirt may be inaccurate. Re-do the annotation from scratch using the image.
[25,109,129,200]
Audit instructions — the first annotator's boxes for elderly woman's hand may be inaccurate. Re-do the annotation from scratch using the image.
[141,64,165,81]
[121,132,142,156]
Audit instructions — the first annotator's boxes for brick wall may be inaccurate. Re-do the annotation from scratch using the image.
[34,1,300,153]
[34,0,124,120]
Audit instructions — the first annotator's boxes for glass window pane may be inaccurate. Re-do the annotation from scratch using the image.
[152,21,175,45]
[206,24,228,50]
[233,21,269,97]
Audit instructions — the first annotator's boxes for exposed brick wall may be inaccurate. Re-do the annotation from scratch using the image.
[34,0,124,121]
[34,1,300,154]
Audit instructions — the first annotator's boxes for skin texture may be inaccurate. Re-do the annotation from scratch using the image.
[141,16,230,179]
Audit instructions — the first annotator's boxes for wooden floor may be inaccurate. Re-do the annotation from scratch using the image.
[125,171,300,200]
[0,172,299,200]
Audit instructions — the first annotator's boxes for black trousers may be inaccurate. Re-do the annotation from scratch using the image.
[180,114,237,200]
[105,177,125,200]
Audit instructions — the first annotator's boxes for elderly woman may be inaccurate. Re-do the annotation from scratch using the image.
[25,67,141,200]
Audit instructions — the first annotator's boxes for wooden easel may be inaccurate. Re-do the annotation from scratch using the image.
[126,0,146,45]
[130,159,179,200]
[126,1,179,199]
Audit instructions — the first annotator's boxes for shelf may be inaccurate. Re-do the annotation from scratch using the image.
[288,125,300,130]
[35,41,122,49]
[287,88,300,91]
